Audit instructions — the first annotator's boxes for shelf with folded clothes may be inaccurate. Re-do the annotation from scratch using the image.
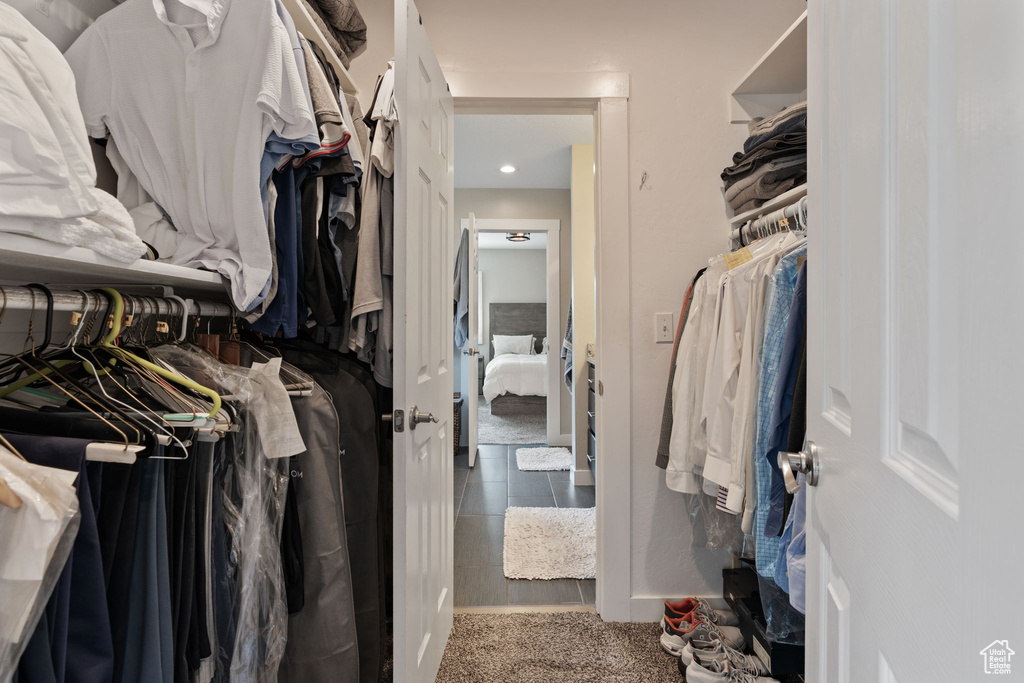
[281,0,361,95]
[0,234,230,300]
[730,11,807,123]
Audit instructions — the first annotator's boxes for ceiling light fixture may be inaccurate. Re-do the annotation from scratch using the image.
[506,232,531,243]
[500,165,517,173]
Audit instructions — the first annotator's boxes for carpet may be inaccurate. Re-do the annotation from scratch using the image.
[436,612,679,683]
[478,400,546,445]
[504,507,596,579]
[515,446,572,471]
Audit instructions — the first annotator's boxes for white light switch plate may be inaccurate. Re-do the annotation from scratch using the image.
[655,312,673,343]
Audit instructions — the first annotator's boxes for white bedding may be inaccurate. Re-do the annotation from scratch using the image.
[483,353,548,403]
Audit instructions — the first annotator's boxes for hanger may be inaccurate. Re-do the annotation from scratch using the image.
[95,288,224,418]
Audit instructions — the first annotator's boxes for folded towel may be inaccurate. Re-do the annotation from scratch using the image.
[0,188,146,263]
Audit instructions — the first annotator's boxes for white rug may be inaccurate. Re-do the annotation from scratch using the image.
[515,447,572,471]
[477,401,546,445]
[503,507,596,580]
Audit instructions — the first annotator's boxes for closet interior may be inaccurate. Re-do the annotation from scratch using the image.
[658,10,809,681]
[0,0,399,680]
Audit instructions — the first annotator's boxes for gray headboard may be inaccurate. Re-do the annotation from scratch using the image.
[489,303,546,359]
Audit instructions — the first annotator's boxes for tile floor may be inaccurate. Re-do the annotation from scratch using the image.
[454,443,596,607]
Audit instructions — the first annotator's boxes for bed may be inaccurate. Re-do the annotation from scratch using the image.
[484,303,548,416]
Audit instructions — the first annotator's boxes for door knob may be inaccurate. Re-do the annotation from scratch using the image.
[409,405,438,429]
[778,440,819,492]
[462,348,481,357]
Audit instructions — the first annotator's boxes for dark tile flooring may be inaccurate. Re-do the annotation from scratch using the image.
[454,443,596,607]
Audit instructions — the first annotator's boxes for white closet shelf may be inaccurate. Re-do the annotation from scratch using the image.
[730,11,807,123]
[728,183,807,226]
[281,0,358,95]
[0,234,229,299]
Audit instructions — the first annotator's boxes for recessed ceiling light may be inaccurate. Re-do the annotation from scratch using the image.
[506,232,530,243]
[500,165,517,173]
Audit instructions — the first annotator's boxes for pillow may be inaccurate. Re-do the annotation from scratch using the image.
[541,337,549,354]
[492,334,534,357]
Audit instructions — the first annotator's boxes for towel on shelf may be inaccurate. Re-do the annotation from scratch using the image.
[0,188,146,263]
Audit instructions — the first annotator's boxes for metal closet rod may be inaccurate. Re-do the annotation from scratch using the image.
[731,195,809,243]
[0,285,234,317]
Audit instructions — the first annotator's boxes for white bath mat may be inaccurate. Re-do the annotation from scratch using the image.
[503,507,596,579]
[515,447,572,471]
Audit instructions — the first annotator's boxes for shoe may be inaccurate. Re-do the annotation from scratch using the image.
[661,613,745,655]
[681,640,769,672]
[660,612,716,656]
[685,659,780,682]
[664,597,740,627]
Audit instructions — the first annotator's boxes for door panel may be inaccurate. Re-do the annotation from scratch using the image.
[467,213,479,467]
[393,0,455,680]
[807,1,1024,681]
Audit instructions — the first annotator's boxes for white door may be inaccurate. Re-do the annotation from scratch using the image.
[466,212,481,467]
[806,2,1024,681]
[392,0,455,679]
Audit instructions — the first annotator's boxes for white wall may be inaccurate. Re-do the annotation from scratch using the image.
[350,0,807,614]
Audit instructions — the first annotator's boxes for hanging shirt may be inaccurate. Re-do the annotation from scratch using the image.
[701,232,800,512]
[665,256,725,493]
[751,243,806,578]
[65,0,317,310]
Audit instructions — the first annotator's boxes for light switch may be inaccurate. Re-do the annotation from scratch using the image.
[655,313,674,343]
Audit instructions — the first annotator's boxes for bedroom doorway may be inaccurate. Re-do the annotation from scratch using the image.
[451,114,596,608]
[465,218,561,452]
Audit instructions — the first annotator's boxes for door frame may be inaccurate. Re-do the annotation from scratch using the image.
[460,217,566,448]
[449,71,632,620]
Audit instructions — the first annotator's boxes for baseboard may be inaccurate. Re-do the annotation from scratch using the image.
[627,595,731,622]
[548,433,571,447]
[572,467,595,486]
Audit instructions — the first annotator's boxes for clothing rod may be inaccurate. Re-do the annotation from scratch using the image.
[731,195,808,243]
[0,286,234,317]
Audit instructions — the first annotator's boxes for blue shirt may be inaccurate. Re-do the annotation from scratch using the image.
[752,243,805,579]
[764,262,807,538]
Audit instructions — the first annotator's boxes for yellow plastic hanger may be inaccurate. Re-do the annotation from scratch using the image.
[96,289,223,418]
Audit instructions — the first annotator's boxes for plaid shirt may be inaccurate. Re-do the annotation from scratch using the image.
[752,244,806,579]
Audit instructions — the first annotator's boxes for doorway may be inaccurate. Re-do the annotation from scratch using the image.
[451,114,597,609]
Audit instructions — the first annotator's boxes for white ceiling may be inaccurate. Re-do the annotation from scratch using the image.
[455,115,594,189]
[478,232,547,250]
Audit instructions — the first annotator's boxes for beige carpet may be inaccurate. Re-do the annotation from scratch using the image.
[436,612,679,682]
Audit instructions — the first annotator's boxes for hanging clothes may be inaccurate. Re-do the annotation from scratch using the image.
[453,228,470,349]
[65,0,317,309]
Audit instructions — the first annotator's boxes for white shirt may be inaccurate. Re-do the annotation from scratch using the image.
[701,232,800,513]
[0,3,99,220]
[666,256,725,493]
[65,0,316,309]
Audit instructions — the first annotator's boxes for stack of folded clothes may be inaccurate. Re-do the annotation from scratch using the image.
[721,101,807,214]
